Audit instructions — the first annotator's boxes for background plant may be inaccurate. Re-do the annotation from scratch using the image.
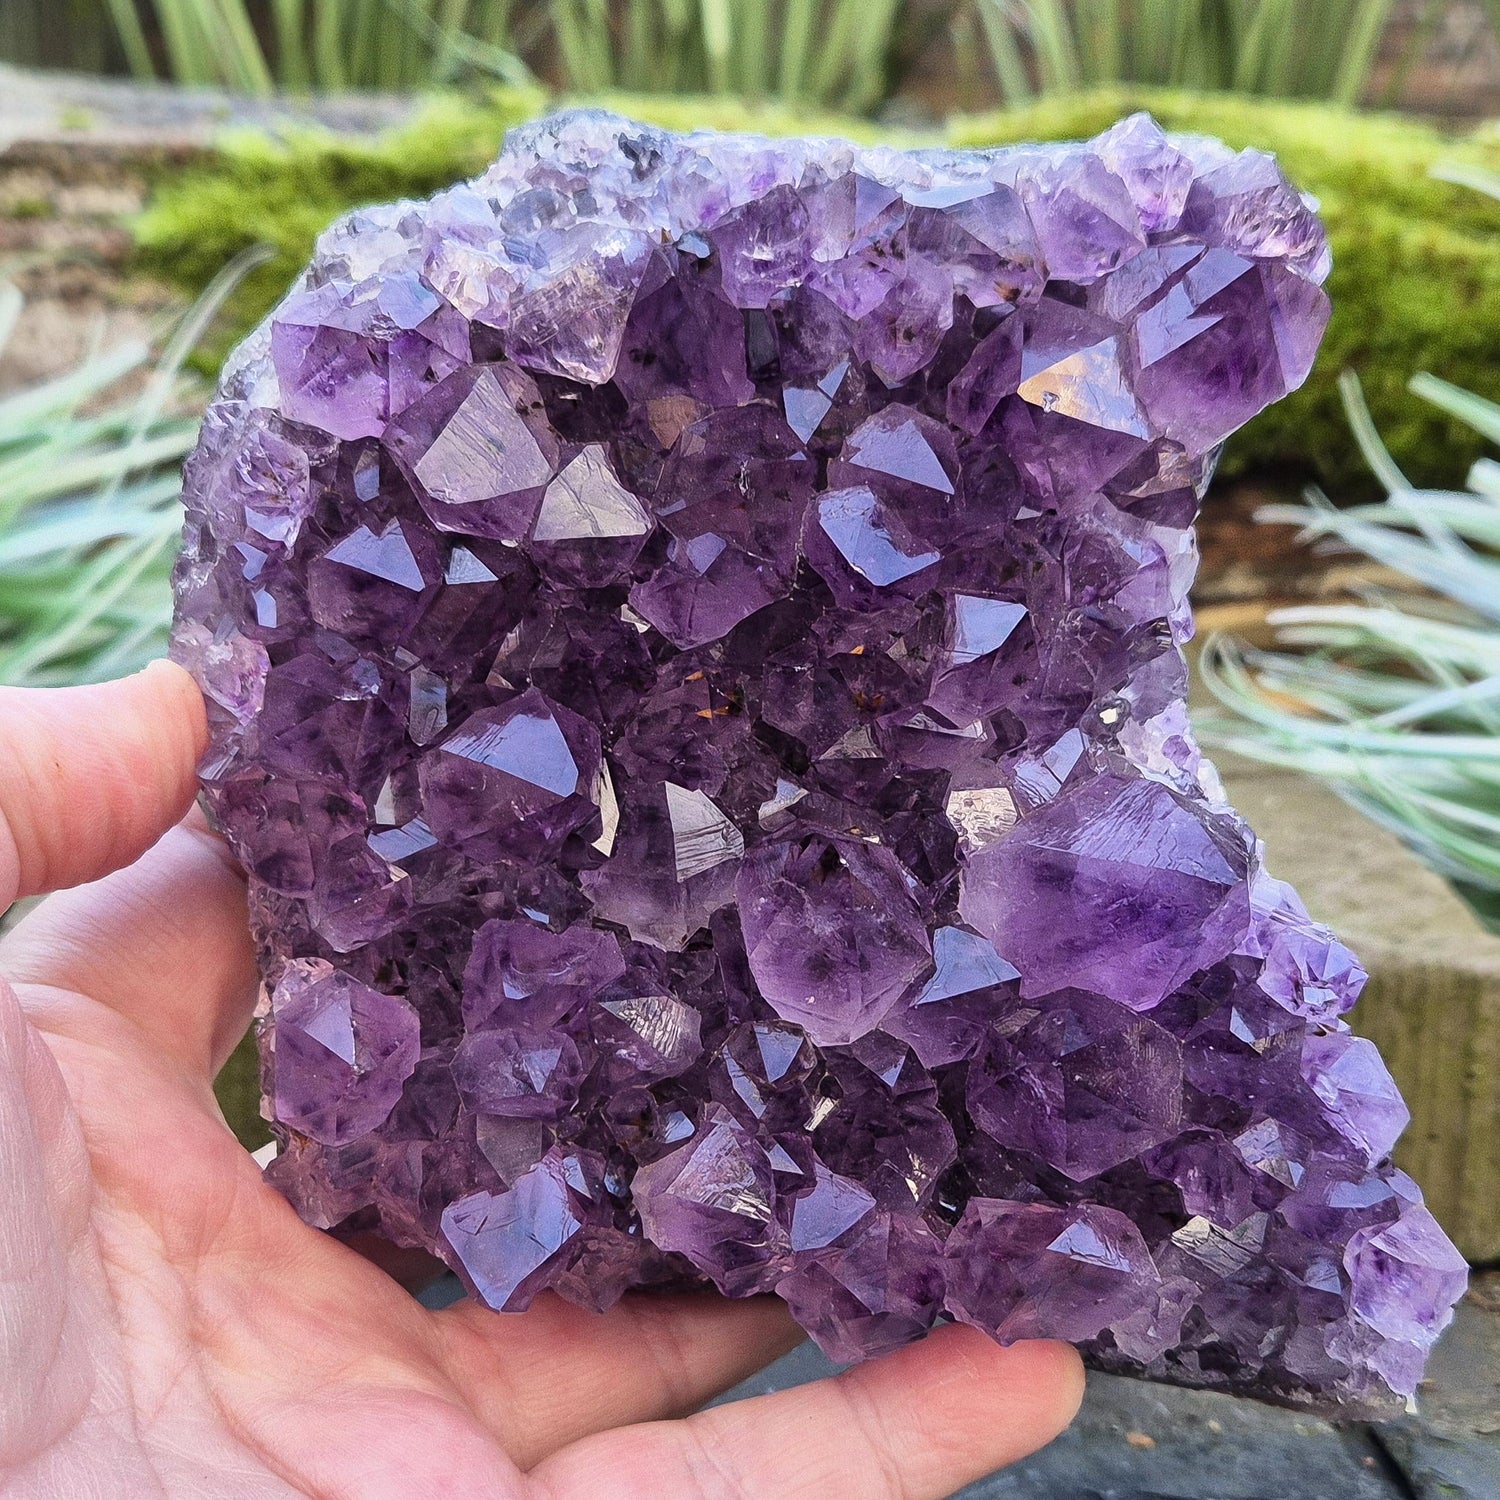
[4,0,938,113]
[0,257,256,686]
[544,0,935,111]
[977,0,1424,105]
[5,0,1481,111]
[102,0,531,93]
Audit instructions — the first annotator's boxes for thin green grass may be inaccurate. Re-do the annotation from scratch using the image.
[100,0,529,92]
[83,1,911,111]
[977,0,1410,104]
[1200,362,1500,915]
[543,0,914,112]
[0,250,265,687]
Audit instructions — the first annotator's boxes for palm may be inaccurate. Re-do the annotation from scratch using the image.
[0,668,1082,1500]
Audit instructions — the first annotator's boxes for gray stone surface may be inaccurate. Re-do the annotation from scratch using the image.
[0,62,415,152]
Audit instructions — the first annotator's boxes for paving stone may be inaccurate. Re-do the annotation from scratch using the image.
[0,61,414,152]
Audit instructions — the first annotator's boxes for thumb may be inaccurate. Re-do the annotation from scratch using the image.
[0,661,207,910]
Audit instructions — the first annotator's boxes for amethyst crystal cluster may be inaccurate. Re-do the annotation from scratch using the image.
[172,109,1467,1416]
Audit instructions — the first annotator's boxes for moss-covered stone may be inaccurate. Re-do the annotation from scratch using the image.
[136,85,1500,488]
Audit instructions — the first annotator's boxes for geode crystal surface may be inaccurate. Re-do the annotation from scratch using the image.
[172,109,1467,1416]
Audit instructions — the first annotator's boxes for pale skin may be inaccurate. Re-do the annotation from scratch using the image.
[0,662,1084,1500]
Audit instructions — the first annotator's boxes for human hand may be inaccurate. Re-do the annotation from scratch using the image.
[0,664,1083,1499]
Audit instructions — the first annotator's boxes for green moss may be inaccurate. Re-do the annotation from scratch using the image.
[138,85,1500,487]
[951,88,1500,489]
[215,1031,270,1150]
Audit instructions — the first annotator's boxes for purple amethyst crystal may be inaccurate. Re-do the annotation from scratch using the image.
[172,108,1466,1417]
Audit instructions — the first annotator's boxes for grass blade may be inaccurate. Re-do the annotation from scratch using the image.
[101,0,158,78]
[779,0,819,100]
[1411,373,1500,448]
[699,0,733,95]
[979,0,1035,102]
[1333,0,1396,104]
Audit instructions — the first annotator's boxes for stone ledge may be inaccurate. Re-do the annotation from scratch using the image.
[0,63,415,159]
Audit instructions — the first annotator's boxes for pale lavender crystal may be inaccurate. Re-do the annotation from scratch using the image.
[269,960,422,1144]
[173,108,1465,1418]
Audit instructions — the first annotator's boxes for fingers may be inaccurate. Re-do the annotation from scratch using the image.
[436,1291,803,1468]
[0,661,206,910]
[0,807,256,1078]
[531,1324,1084,1500]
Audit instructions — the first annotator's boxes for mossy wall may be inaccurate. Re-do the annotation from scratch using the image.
[136,86,1500,491]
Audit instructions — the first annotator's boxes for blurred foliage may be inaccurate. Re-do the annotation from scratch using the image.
[0,288,194,684]
[102,0,528,93]
[977,0,1412,106]
[1203,365,1500,926]
[136,84,1500,490]
[7,0,1475,113]
[0,254,263,686]
[953,87,1500,490]
[27,0,937,113]
[543,0,936,112]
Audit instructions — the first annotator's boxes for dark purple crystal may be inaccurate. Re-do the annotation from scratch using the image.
[172,109,1466,1417]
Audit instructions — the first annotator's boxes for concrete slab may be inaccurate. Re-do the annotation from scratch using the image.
[0,62,415,154]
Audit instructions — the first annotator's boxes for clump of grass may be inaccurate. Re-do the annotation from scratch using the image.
[89,0,923,113]
[1201,366,1500,928]
[0,254,259,686]
[101,0,529,93]
[548,0,926,113]
[976,0,1413,106]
